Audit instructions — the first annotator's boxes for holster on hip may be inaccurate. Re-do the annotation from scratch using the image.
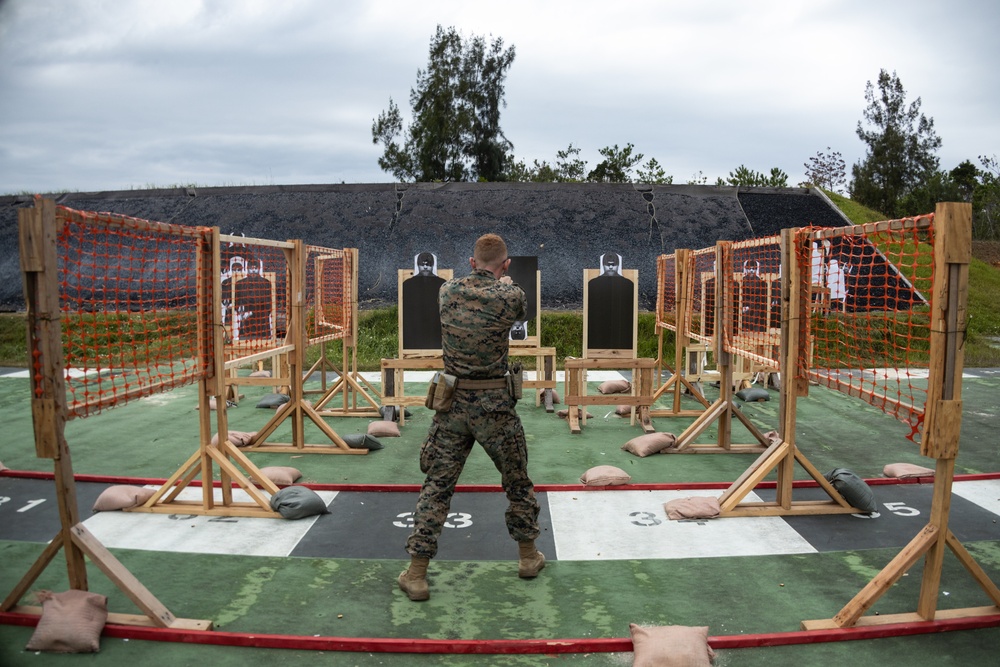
[507,363,523,402]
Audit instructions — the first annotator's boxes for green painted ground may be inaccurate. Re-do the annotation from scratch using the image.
[1,370,999,665]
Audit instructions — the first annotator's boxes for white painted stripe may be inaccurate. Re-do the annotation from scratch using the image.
[951,479,1000,515]
[547,490,817,561]
[352,370,623,383]
[1,368,97,379]
[83,487,338,557]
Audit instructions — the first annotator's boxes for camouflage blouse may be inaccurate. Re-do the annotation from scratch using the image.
[439,268,526,379]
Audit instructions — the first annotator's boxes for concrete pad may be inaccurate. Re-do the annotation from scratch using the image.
[83,486,337,557]
[290,491,556,562]
[952,479,1000,514]
[547,489,816,560]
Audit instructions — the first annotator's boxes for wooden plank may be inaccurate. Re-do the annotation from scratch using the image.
[832,524,938,627]
[69,524,178,628]
[219,233,295,250]
[722,503,858,518]
[30,399,58,459]
[17,605,214,629]
[802,605,1000,631]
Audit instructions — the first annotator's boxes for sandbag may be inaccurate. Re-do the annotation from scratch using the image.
[825,467,878,514]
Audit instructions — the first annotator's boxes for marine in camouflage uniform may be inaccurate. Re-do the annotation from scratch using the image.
[398,234,544,601]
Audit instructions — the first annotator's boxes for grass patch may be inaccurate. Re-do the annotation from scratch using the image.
[824,190,888,224]
[0,314,27,366]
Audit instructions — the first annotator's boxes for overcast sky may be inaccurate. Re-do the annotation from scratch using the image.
[1,0,997,195]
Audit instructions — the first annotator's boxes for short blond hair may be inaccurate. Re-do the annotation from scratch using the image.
[473,234,508,268]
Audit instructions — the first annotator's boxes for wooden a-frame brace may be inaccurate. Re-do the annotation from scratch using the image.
[310,250,382,418]
[651,249,712,419]
[803,203,1000,628]
[2,199,211,629]
[712,231,857,516]
[237,241,366,455]
[138,238,364,523]
[663,243,773,456]
[134,233,284,517]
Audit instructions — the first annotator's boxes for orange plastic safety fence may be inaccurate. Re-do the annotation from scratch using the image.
[656,254,677,331]
[723,235,783,368]
[220,238,289,361]
[55,206,214,418]
[305,245,352,344]
[687,247,717,346]
[795,215,935,440]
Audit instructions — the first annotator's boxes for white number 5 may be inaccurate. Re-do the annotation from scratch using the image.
[883,502,920,517]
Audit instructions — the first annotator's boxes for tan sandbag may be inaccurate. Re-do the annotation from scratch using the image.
[663,496,721,520]
[92,485,155,512]
[883,462,935,478]
[25,589,108,653]
[629,623,715,667]
[210,430,257,447]
[579,465,631,486]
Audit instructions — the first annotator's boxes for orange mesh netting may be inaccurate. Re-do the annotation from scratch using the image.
[795,215,935,440]
[305,246,352,344]
[54,206,214,418]
[220,237,290,361]
[656,253,677,331]
[723,235,783,368]
[687,247,718,346]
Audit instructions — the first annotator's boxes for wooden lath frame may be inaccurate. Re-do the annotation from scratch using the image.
[135,231,285,517]
[651,249,712,418]
[664,243,772,455]
[308,248,383,418]
[803,202,1000,628]
[238,240,365,456]
[714,230,856,515]
[2,198,212,629]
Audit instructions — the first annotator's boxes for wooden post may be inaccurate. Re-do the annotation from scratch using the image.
[17,199,88,589]
[917,201,971,618]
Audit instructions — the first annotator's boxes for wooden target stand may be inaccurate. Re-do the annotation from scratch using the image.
[307,249,382,418]
[2,199,212,630]
[136,238,364,524]
[507,269,558,412]
[381,267,557,424]
[379,267,453,425]
[662,243,772,455]
[651,249,712,418]
[803,203,1000,628]
[235,241,363,456]
[564,268,656,434]
[697,232,856,516]
[221,268,297,407]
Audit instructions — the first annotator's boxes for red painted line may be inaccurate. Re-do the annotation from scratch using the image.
[2,611,999,654]
[2,469,998,493]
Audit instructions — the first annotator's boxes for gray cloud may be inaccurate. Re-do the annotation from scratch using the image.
[1,0,998,194]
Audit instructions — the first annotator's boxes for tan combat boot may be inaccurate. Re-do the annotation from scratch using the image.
[397,556,430,601]
[517,540,546,578]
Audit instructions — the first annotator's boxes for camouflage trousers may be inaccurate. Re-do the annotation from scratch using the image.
[405,387,540,559]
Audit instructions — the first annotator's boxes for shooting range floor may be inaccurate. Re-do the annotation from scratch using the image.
[1,367,999,666]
